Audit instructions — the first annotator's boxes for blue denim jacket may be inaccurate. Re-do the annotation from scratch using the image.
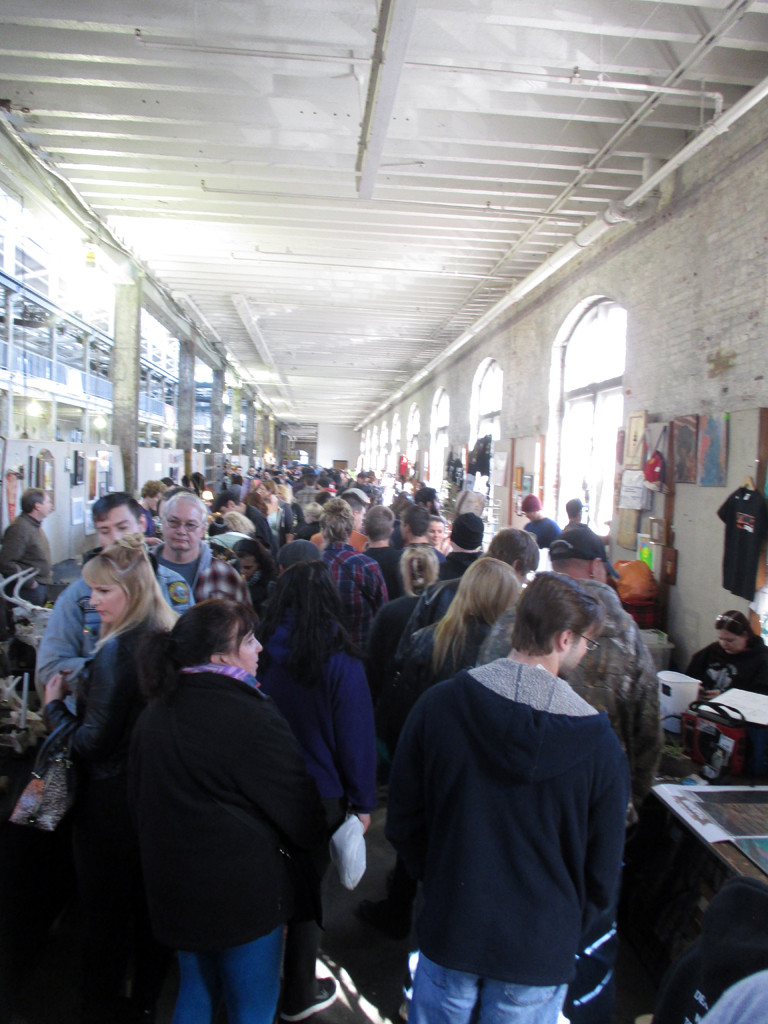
[37,562,194,687]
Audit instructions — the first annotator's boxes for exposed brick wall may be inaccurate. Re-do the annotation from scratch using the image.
[365,96,768,664]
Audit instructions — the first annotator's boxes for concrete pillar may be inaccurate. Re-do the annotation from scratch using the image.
[230,384,242,456]
[210,367,224,455]
[177,340,195,478]
[245,397,256,458]
[254,406,263,458]
[4,288,14,437]
[111,279,142,492]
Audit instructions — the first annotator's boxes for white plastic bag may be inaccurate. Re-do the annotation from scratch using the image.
[329,814,366,889]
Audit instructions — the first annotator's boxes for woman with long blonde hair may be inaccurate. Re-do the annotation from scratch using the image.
[44,535,177,1023]
[366,545,440,705]
[361,557,520,943]
[383,557,520,755]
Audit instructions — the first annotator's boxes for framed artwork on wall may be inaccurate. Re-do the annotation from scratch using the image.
[624,411,647,469]
[697,413,728,486]
[672,415,698,483]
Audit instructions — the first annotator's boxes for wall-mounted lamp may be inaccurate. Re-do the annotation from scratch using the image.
[93,415,107,430]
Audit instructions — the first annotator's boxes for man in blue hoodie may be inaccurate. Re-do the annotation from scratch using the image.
[386,573,630,1024]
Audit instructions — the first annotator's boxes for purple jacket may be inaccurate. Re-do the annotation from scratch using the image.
[259,618,377,813]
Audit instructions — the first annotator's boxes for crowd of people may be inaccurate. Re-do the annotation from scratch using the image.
[2,465,766,1024]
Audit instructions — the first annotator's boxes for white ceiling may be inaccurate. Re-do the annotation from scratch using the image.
[2,0,768,431]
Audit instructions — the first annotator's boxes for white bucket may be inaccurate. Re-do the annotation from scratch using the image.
[658,671,700,733]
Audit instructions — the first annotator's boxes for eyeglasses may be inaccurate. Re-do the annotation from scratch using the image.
[715,614,747,636]
[577,633,600,652]
[164,518,203,532]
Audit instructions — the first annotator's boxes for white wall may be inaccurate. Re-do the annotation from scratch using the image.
[137,448,186,488]
[1,440,124,563]
[316,424,359,469]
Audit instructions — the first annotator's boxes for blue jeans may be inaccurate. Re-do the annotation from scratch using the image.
[410,953,567,1024]
[173,926,284,1024]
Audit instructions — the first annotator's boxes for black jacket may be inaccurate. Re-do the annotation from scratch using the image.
[653,877,768,1023]
[439,550,482,581]
[128,671,325,952]
[45,626,148,782]
[686,638,768,695]
[380,616,492,755]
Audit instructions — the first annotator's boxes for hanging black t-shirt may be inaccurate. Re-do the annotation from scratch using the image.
[717,487,768,600]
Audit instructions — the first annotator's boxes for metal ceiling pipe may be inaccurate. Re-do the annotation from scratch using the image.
[357,70,768,430]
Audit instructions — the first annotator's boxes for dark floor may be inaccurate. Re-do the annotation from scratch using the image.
[3,799,656,1024]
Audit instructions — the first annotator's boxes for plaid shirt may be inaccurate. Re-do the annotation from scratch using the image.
[158,543,252,607]
[323,543,387,647]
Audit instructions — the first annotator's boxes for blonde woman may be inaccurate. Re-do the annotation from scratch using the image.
[208,510,256,550]
[44,535,178,1024]
[257,478,295,547]
[384,557,520,755]
[360,557,520,942]
[366,545,440,705]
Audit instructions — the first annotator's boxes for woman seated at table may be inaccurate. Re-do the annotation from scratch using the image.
[686,610,768,698]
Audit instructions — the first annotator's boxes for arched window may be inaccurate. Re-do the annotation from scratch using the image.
[430,388,450,486]
[359,430,367,473]
[406,403,420,469]
[470,358,503,448]
[389,412,401,475]
[370,425,378,474]
[378,421,389,475]
[558,300,626,531]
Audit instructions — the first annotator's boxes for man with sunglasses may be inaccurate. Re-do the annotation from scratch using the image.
[686,610,768,697]
[477,536,663,1024]
[387,573,629,1024]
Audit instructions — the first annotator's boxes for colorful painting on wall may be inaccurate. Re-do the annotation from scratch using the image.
[697,413,728,487]
[672,415,698,483]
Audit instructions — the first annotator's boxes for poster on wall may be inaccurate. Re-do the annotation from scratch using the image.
[5,471,20,522]
[491,452,508,488]
[673,415,698,483]
[74,451,85,485]
[36,449,55,501]
[87,458,98,500]
[697,413,728,487]
[624,412,647,469]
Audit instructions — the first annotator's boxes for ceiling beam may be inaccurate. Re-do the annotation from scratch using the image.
[355,0,418,199]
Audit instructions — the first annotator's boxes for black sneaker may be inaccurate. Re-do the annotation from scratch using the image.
[357,898,411,940]
[280,978,338,1022]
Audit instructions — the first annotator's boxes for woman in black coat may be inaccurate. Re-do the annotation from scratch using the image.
[129,599,325,1024]
[44,535,179,1023]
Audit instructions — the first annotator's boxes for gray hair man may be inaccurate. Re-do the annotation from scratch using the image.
[156,492,250,606]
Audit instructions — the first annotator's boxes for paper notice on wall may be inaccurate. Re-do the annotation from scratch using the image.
[491,452,508,487]
[618,469,647,509]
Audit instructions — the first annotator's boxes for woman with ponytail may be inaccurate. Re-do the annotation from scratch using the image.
[129,599,326,1024]
[43,534,178,1023]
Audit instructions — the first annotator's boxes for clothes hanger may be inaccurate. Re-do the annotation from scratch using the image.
[742,460,758,490]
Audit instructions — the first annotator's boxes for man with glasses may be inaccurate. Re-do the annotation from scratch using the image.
[387,573,629,1024]
[38,492,195,686]
[156,492,251,606]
